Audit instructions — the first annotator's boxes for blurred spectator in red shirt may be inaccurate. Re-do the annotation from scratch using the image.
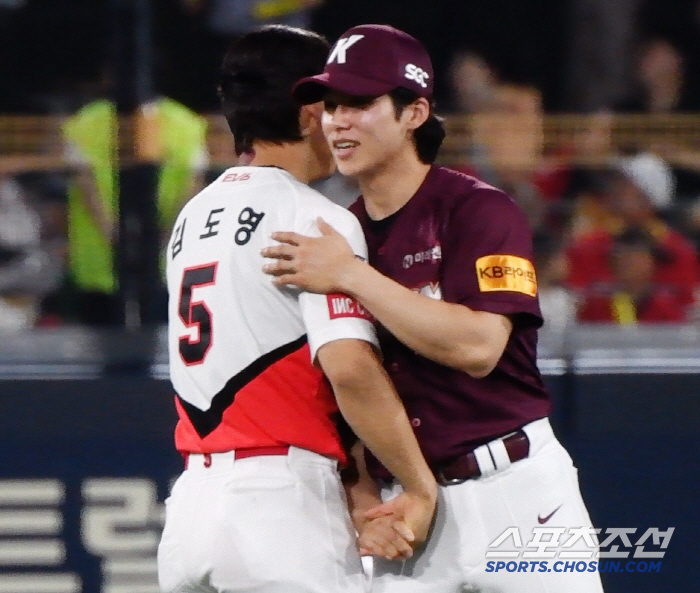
[566,152,700,310]
[577,227,687,323]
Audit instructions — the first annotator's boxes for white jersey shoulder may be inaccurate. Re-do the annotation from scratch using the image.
[166,166,376,412]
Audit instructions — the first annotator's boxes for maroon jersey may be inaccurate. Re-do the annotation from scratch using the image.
[349,166,550,476]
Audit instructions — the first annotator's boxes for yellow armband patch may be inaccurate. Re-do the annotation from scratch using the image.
[475,255,537,297]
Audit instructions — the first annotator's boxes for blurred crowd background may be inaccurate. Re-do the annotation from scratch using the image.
[3,0,700,335]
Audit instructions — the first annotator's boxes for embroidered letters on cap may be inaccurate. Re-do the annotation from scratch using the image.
[404,63,430,88]
[475,255,537,297]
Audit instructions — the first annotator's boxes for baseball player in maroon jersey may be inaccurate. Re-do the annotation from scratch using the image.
[157,25,437,593]
[262,24,605,593]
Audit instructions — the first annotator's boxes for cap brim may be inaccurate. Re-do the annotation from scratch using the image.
[292,71,396,104]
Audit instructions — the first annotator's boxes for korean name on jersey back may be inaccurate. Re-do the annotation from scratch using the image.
[165,167,378,458]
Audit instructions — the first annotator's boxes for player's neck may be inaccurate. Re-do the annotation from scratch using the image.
[249,141,323,185]
[358,151,431,220]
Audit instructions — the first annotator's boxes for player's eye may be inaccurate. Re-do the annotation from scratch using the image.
[349,96,377,109]
[324,95,377,113]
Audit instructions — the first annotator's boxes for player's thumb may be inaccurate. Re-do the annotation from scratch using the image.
[316,217,338,237]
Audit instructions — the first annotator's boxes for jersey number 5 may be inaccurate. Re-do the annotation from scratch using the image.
[178,263,218,365]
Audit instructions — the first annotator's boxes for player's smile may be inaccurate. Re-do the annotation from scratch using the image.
[332,139,360,160]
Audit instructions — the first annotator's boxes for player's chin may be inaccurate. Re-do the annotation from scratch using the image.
[334,158,363,178]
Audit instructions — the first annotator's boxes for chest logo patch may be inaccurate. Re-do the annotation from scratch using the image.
[403,245,442,269]
[475,255,537,297]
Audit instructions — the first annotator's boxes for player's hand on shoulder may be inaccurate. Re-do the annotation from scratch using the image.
[261,217,359,293]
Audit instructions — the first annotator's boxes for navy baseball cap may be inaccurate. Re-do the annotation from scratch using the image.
[293,24,434,104]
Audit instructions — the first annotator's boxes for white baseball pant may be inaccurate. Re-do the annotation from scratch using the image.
[370,418,605,593]
[158,446,367,593]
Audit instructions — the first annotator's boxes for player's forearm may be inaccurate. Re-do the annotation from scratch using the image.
[325,348,436,500]
[344,442,383,521]
[341,261,511,377]
[338,400,435,502]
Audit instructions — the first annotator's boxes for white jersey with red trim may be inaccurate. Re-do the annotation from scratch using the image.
[166,166,375,456]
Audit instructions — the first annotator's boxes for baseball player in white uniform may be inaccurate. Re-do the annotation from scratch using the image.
[157,25,436,593]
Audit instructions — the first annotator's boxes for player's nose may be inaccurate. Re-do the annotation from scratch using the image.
[328,104,355,128]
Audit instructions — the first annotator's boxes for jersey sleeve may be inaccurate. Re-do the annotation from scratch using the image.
[297,207,379,360]
[441,187,543,326]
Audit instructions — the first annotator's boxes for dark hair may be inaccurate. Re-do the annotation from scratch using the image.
[612,226,670,264]
[388,87,446,164]
[218,25,330,156]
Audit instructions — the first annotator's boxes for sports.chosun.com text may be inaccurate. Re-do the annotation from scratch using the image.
[486,560,662,573]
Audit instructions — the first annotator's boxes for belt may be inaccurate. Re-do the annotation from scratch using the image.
[184,445,290,468]
[235,445,290,460]
[434,430,530,486]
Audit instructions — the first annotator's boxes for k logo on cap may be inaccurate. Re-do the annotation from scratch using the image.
[326,34,365,65]
[293,24,434,104]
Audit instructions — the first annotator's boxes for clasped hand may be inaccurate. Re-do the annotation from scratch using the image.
[354,491,435,561]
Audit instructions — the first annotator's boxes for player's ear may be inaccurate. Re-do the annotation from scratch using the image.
[299,102,323,138]
[404,97,430,132]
